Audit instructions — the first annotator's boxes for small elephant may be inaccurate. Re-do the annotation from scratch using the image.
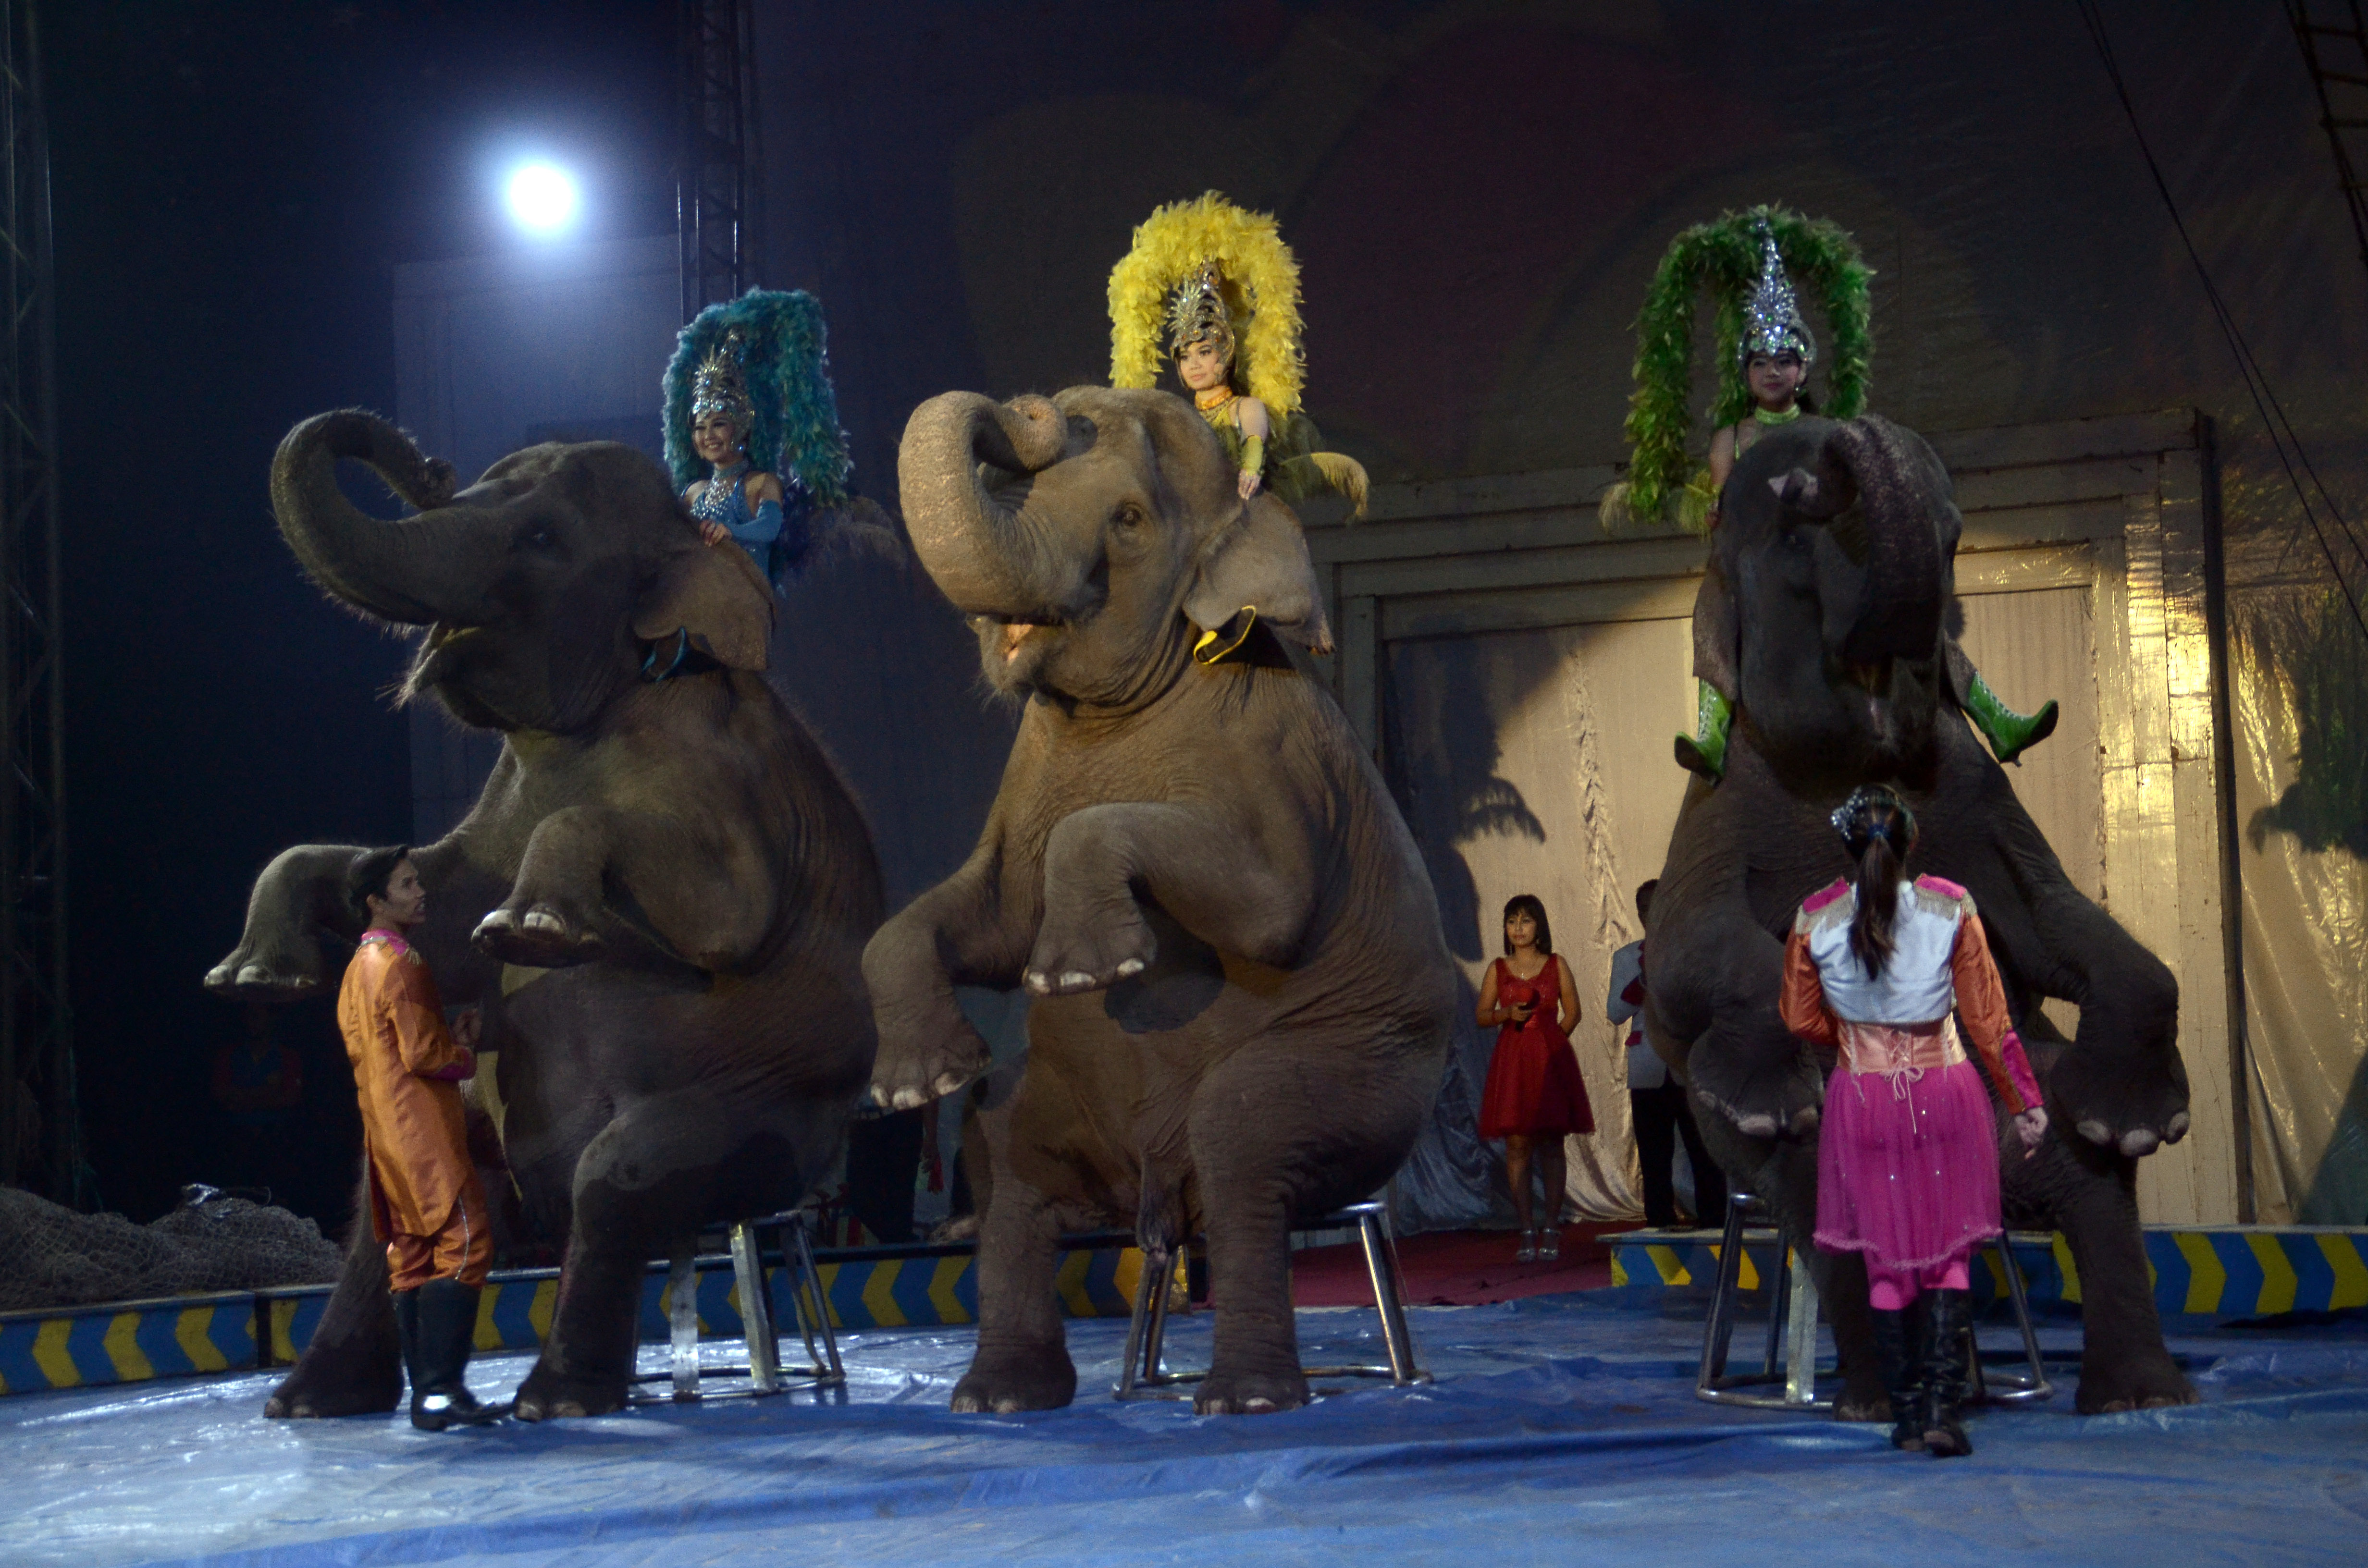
[1646,413,2195,1416]
[868,388,1457,1415]
[208,411,882,1421]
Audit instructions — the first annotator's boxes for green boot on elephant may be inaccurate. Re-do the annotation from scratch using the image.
[1675,681,1732,780]
[1961,671,2058,767]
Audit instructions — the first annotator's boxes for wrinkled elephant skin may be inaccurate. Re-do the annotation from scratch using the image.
[209,411,882,1421]
[1646,415,2195,1416]
[869,387,1456,1415]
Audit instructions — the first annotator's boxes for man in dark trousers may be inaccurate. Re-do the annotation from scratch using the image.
[339,846,504,1430]
[1607,880,1727,1230]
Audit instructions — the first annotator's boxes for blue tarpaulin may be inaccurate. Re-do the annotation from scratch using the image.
[8,1293,2367,1567]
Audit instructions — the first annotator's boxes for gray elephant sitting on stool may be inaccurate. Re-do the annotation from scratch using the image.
[208,411,882,1421]
[1644,412,2196,1416]
[867,387,1457,1415]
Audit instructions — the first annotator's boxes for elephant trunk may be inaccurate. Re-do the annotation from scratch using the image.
[897,392,1077,617]
[270,410,510,627]
[1829,418,1946,665]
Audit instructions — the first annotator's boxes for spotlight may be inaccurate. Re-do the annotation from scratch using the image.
[505,163,579,236]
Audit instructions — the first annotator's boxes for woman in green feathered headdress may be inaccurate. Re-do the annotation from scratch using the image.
[663,289,854,585]
[1603,207,2054,780]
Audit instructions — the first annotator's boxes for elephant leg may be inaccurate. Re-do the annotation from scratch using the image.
[1693,1103,1889,1421]
[865,859,1033,1110]
[2010,1137,2195,1413]
[512,1095,722,1421]
[207,843,368,1001]
[1026,803,1314,996]
[950,1091,1076,1413]
[264,1165,403,1418]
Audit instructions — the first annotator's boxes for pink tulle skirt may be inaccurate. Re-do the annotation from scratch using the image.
[1815,1057,2002,1271]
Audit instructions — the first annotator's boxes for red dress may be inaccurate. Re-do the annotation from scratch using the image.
[1478,957,1594,1138]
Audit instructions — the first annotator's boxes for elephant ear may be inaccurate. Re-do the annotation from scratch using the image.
[1184,494,1333,655]
[633,542,774,671]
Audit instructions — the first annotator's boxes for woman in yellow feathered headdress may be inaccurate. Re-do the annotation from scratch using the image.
[1109,192,1366,514]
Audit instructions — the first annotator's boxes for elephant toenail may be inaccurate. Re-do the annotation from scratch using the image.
[523,911,562,933]
[1024,971,1049,993]
[1245,1397,1278,1412]
[237,964,268,985]
[890,1088,925,1111]
[931,1072,967,1098]
[2076,1118,2112,1145]
[2164,1111,2190,1141]
[1116,958,1145,977]
[2119,1129,2159,1157]
[1059,971,1092,989]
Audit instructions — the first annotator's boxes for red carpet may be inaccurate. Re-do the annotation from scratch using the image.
[1293,1224,1619,1308]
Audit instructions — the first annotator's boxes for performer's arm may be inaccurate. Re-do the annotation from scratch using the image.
[1475,960,1502,1029]
[1235,397,1270,498]
[1951,914,2046,1143]
[1777,929,1840,1047]
[388,963,474,1082]
[1554,954,1580,1033]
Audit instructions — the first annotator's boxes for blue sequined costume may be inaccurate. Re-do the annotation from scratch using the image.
[691,461,785,577]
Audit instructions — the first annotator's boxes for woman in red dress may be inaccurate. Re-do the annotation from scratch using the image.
[1476,895,1591,1261]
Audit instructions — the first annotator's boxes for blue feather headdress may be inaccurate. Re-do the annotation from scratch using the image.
[662,289,851,508]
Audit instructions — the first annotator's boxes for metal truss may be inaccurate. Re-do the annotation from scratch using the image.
[2290,1,2368,288]
[0,0,74,1201]
[678,0,752,320]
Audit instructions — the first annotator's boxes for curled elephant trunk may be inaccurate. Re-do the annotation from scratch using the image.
[897,392,1078,617]
[1828,416,1947,666]
[271,410,510,627]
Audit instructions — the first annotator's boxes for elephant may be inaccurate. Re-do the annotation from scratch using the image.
[207,411,883,1421]
[1644,412,2196,1416]
[865,387,1457,1415]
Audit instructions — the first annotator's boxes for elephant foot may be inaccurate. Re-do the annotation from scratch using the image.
[471,905,603,969]
[510,1357,630,1421]
[1194,1366,1310,1416]
[949,1345,1076,1413]
[1833,1388,1893,1423]
[262,1351,402,1420]
[871,1004,992,1111]
[1689,1054,1822,1142]
[1024,908,1154,997]
[2075,1353,2197,1415]
[2054,1044,2189,1158]
[206,949,323,1002]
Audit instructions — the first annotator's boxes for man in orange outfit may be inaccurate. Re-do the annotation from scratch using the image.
[340,845,504,1430]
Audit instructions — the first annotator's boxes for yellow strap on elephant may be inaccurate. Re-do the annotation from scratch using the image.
[1193,606,1258,664]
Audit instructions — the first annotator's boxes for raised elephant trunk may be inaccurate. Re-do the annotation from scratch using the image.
[270,410,511,627]
[897,392,1078,617]
[1828,418,1947,665]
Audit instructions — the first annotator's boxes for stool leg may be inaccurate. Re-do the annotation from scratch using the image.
[730,1222,780,1395]
[1783,1256,1820,1405]
[1764,1241,1790,1380]
[1357,1211,1418,1384]
[790,1218,843,1384]
[1116,1245,1170,1397]
[1997,1236,2053,1400]
[1697,1200,1749,1391]
[667,1252,701,1400]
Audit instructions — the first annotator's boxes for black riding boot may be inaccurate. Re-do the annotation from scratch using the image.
[1870,1304,1926,1450]
[392,1287,424,1396]
[409,1277,506,1431]
[1918,1287,1974,1458]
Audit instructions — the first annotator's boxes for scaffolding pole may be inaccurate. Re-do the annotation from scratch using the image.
[678,0,752,321]
[0,0,74,1201]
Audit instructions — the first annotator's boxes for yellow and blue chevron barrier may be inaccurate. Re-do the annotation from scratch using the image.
[2,1239,1152,1395]
[1605,1225,2368,1325]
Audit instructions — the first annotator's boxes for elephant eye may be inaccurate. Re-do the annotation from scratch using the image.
[1112,502,1147,530]
[517,517,560,551]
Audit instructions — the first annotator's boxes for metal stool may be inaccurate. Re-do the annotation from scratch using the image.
[1113,1200,1425,1399]
[1695,1192,2054,1409]
[632,1208,845,1403]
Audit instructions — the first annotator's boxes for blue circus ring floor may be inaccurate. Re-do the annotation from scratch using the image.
[10,1287,2368,1568]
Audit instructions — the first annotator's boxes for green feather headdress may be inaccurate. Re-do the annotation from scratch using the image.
[1602,206,1872,532]
[663,289,851,506]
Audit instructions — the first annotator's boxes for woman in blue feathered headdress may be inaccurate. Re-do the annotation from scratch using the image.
[663,290,854,584]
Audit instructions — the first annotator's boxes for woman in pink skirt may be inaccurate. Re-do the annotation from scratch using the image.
[1779,786,2048,1458]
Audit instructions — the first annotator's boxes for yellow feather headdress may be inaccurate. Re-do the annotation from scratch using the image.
[1109,192,1307,418]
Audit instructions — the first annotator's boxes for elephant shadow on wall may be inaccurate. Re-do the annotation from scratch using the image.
[1381,632,1563,1227]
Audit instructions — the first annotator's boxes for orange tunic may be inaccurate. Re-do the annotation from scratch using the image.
[337,930,484,1241]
